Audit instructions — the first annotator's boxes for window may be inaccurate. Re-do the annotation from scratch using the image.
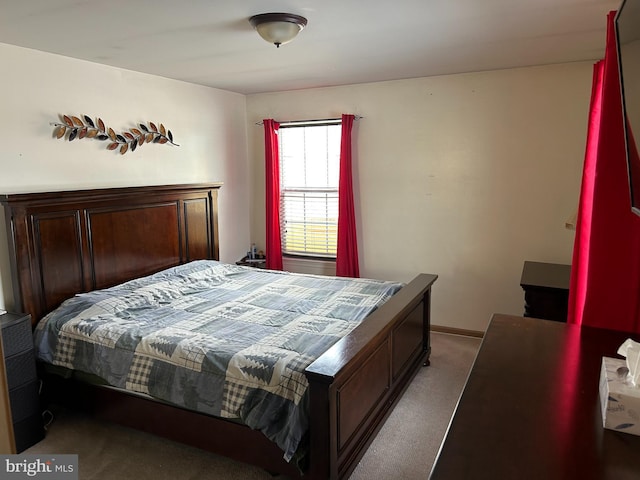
[279,120,341,258]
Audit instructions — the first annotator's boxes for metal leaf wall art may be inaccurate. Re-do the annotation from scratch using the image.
[51,115,179,154]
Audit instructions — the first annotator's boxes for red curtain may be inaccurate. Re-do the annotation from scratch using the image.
[567,62,604,326]
[567,11,640,332]
[336,114,360,278]
[263,119,283,270]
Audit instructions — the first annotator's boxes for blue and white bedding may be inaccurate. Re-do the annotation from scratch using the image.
[34,260,402,461]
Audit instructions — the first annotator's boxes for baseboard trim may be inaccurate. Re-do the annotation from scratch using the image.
[431,325,484,338]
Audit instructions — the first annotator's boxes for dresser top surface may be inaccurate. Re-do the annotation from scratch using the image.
[430,314,640,480]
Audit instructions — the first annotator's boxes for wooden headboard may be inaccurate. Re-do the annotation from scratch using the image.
[1,183,221,325]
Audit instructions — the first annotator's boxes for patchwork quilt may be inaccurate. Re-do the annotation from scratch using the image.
[34,260,402,461]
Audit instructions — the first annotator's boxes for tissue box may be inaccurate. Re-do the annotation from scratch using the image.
[600,357,640,436]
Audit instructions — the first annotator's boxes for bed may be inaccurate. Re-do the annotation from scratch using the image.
[0,183,437,479]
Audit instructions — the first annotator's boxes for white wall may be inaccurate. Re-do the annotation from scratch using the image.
[0,43,250,311]
[0,43,592,332]
[247,63,591,332]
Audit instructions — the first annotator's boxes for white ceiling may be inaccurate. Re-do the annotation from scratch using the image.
[0,0,620,95]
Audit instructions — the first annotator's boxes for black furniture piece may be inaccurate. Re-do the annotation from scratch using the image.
[0,312,43,452]
[430,314,640,480]
[520,261,571,322]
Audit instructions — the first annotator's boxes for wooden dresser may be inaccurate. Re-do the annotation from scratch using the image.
[430,314,640,480]
[520,261,571,322]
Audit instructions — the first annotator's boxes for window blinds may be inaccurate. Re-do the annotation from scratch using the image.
[279,122,341,257]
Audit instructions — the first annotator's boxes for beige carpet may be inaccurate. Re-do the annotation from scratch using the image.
[24,332,481,479]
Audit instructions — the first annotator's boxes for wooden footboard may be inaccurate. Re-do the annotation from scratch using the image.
[306,273,436,479]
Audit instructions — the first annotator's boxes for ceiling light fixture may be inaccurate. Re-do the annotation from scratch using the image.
[249,13,308,48]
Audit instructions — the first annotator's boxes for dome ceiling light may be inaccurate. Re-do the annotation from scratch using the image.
[249,13,308,48]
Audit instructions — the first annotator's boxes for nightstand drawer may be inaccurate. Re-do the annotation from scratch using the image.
[13,413,45,453]
[9,379,40,423]
[5,349,37,389]
[0,314,33,356]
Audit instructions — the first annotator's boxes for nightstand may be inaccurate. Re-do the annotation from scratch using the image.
[0,312,44,452]
[520,261,571,322]
[236,256,267,269]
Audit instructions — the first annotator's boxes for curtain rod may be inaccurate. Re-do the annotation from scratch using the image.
[255,115,363,126]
